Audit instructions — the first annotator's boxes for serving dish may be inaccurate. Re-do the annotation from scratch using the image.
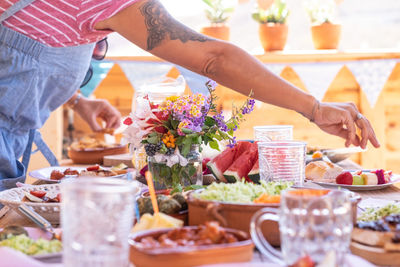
[29,166,126,183]
[68,144,128,164]
[129,226,253,267]
[187,189,361,246]
[0,184,60,224]
[0,227,62,263]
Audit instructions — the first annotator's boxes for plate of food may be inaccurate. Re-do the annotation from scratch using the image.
[0,226,62,263]
[0,184,61,223]
[305,161,400,191]
[29,164,128,183]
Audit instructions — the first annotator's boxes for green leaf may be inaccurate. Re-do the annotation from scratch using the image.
[209,140,220,151]
[160,165,171,178]
[181,142,191,157]
[188,165,197,177]
[171,184,183,194]
[171,119,180,130]
[147,135,159,144]
[184,184,205,191]
[182,128,193,134]
[205,116,216,127]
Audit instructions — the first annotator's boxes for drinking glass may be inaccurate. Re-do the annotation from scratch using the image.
[253,125,293,141]
[251,189,353,266]
[61,178,139,267]
[257,141,306,185]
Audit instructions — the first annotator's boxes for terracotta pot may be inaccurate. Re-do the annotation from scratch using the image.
[129,226,254,267]
[200,24,230,41]
[258,23,288,52]
[311,23,341,49]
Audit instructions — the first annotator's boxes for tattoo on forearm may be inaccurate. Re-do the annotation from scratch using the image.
[140,0,211,51]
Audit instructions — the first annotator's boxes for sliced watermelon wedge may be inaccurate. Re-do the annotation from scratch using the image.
[248,156,260,184]
[223,148,258,183]
[207,146,237,182]
[234,141,254,160]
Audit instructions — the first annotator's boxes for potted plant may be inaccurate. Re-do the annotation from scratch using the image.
[200,0,237,41]
[305,0,341,49]
[123,81,254,191]
[252,0,289,52]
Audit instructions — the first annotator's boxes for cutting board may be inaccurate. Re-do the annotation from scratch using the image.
[350,241,400,266]
[103,153,134,168]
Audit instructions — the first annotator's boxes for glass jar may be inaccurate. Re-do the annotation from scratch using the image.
[148,145,203,190]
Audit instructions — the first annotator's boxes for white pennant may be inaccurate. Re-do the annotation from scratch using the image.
[175,65,210,94]
[291,62,343,101]
[347,59,398,107]
[118,61,173,89]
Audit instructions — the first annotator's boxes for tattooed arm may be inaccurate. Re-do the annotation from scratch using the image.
[95,0,379,148]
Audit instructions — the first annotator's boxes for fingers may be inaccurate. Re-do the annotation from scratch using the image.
[98,100,121,129]
[88,114,103,132]
[341,110,358,147]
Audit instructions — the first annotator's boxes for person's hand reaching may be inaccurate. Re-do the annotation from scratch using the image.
[311,101,380,149]
[74,97,121,132]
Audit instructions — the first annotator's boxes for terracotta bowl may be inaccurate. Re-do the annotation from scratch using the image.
[188,190,361,247]
[129,227,254,267]
[67,144,128,164]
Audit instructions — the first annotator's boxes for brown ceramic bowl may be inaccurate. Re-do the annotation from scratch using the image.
[188,190,361,247]
[68,144,128,164]
[129,226,254,267]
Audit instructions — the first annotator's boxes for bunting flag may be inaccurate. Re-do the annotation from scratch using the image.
[175,65,210,94]
[80,60,114,97]
[118,61,173,89]
[347,59,398,107]
[291,62,343,101]
[264,64,286,76]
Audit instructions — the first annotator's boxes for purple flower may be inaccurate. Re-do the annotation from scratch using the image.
[213,112,228,132]
[227,137,237,148]
[242,99,255,115]
[206,80,217,91]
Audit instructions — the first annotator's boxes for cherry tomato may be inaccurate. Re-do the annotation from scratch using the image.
[55,193,61,202]
[30,190,46,198]
[86,165,100,171]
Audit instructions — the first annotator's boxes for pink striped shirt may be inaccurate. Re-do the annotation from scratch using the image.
[0,0,139,47]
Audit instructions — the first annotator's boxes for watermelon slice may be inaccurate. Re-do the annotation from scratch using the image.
[223,149,258,183]
[234,141,254,160]
[207,146,237,182]
[248,156,260,184]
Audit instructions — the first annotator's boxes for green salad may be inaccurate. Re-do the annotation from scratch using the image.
[358,203,400,222]
[194,180,293,203]
[0,234,62,255]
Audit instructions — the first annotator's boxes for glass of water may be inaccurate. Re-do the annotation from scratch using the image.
[61,178,139,267]
[251,189,353,266]
[253,125,293,141]
[257,141,306,185]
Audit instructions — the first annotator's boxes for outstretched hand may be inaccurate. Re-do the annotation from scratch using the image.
[74,97,121,132]
[312,102,380,149]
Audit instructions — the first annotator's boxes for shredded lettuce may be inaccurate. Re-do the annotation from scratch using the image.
[194,180,293,203]
[358,203,400,222]
[0,234,62,255]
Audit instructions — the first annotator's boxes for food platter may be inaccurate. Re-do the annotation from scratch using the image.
[28,166,126,183]
[309,173,400,191]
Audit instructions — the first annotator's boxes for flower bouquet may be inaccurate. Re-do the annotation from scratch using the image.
[123,81,254,191]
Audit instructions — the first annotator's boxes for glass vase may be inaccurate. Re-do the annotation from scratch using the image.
[147,145,203,190]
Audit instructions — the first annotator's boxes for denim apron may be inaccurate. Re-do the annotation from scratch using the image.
[0,0,95,191]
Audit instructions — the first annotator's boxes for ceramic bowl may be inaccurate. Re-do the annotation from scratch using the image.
[68,144,128,164]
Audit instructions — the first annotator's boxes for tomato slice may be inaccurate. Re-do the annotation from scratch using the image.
[86,165,100,171]
[30,190,47,198]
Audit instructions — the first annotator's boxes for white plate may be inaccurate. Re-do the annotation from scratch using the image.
[29,166,125,183]
[308,174,400,191]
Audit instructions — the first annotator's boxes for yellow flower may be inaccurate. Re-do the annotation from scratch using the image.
[166,96,179,102]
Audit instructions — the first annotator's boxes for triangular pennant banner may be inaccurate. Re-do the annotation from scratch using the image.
[291,62,342,101]
[347,59,398,107]
[118,61,173,89]
[264,64,286,76]
[80,60,114,97]
[175,65,210,94]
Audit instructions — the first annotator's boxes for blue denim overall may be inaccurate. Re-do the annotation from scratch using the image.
[0,0,95,191]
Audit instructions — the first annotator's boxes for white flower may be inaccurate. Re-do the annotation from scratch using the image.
[152,149,188,167]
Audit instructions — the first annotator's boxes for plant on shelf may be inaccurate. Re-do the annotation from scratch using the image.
[123,80,254,192]
[252,0,289,52]
[200,0,238,41]
[304,0,341,49]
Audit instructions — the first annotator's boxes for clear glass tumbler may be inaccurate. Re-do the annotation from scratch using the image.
[253,125,293,141]
[61,178,139,267]
[251,190,353,266]
[257,141,306,185]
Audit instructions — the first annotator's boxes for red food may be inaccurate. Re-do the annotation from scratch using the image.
[248,156,260,183]
[30,190,46,198]
[290,255,315,267]
[223,148,258,183]
[86,165,100,171]
[50,170,65,180]
[336,171,353,185]
[207,146,238,182]
[55,193,61,202]
[374,169,386,185]
[63,168,79,176]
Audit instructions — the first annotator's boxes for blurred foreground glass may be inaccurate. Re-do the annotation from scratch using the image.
[251,190,353,266]
[61,178,139,267]
[253,125,293,141]
[257,141,306,185]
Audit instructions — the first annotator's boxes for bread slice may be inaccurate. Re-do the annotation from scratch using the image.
[352,228,394,247]
[305,161,343,183]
